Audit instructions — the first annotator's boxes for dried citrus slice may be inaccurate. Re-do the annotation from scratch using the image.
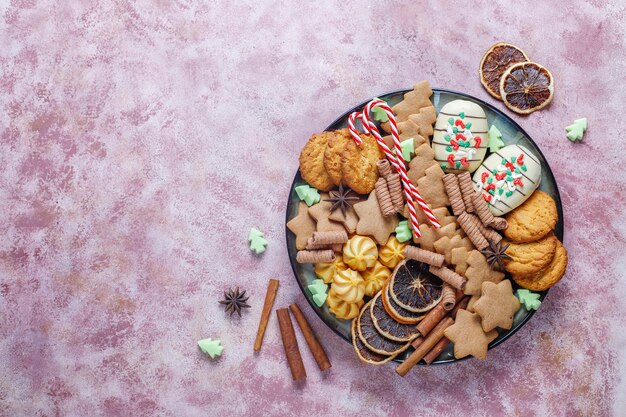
[479,42,529,99]
[357,301,411,355]
[370,292,421,342]
[351,318,394,365]
[389,260,443,313]
[381,281,425,324]
[500,62,554,114]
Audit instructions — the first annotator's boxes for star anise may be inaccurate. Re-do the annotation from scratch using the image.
[219,287,251,317]
[324,184,359,216]
[481,240,513,270]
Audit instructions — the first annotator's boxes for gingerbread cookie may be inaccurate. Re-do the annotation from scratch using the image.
[308,194,346,233]
[323,128,353,186]
[403,205,456,229]
[416,164,450,209]
[432,100,489,173]
[408,106,437,137]
[328,204,359,234]
[413,222,457,251]
[464,250,505,296]
[299,131,335,191]
[381,81,433,132]
[287,202,317,250]
[382,119,428,154]
[503,233,557,276]
[353,191,399,245]
[504,190,557,243]
[340,134,384,194]
[473,280,521,331]
[472,144,542,216]
[433,234,474,264]
[443,309,498,360]
[450,247,471,275]
[512,240,568,291]
[407,144,438,185]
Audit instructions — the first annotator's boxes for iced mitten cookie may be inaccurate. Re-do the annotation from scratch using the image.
[472,144,541,216]
[432,100,488,173]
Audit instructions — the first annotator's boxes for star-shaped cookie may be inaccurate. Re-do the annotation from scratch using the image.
[287,201,317,250]
[353,191,399,245]
[412,222,456,251]
[328,203,360,234]
[308,193,346,233]
[463,250,505,296]
[473,280,521,332]
[433,234,475,264]
[444,309,498,360]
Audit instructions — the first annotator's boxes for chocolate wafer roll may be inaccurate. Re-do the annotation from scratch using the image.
[404,246,445,267]
[472,191,498,228]
[296,250,335,263]
[442,174,465,215]
[429,265,467,290]
[457,172,475,213]
[309,230,348,245]
[386,173,404,212]
[375,178,396,217]
[490,217,508,231]
[377,159,393,177]
[440,283,456,310]
[475,221,503,244]
[457,212,489,251]
[305,239,344,252]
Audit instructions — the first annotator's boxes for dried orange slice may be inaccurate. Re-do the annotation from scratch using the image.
[370,292,421,342]
[351,318,394,365]
[479,42,529,99]
[357,300,411,355]
[500,62,554,115]
[389,260,443,313]
[381,281,425,324]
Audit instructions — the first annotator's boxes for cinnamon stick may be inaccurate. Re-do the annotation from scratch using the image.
[253,278,280,352]
[423,297,470,364]
[276,308,307,381]
[416,291,463,337]
[289,303,331,372]
[396,317,454,376]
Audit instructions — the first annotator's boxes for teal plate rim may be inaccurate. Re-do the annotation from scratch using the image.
[285,88,564,365]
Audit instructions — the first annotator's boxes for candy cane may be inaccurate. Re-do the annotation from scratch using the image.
[348,99,441,235]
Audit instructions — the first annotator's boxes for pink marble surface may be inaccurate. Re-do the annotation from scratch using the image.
[1,0,625,416]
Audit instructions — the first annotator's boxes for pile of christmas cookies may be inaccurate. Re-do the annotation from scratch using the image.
[287,80,568,368]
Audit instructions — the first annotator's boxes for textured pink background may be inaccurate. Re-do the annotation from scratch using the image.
[1,1,625,416]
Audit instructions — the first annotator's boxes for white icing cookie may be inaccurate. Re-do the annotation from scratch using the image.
[472,144,541,215]
[432,100,489,173]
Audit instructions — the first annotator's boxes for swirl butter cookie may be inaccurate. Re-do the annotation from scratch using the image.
[299,131,336,192]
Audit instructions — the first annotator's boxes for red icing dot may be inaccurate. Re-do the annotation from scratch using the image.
[450,139,460,150]
[517,154,524,165]
[455,119,465,129]
[483,193,492,202]
[455,133,467,141]
[513,178,524,187]
[481,172,489,183]
[474,136,481,148]
[495,172,506,181]
[447,154,455,166]
[460,158,469,167]
[505,161,515,171]
[485,183,496,192]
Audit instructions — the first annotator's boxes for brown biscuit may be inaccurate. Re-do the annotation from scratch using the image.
[323,128,353,186]
[512,240,568,291]
[308,194,347,233]
[503,233,558,276]
[353,191,399,245]
[340,134,384,194]
[504,190,558,243]
[443,309,498,360]
[433,234,474,264]
[407,144,439,184]
[381,81,433,132]
[287,202,317,250]
[416,164,450,209]
[473,280,521,331]
[299,131,335,191]
[407,106,437,137]
[464,250,505,296]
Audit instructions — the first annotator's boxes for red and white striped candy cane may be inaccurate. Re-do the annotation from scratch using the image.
[347,99,441,235]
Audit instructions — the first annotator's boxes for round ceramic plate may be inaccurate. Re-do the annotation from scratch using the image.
[285,88,564,365]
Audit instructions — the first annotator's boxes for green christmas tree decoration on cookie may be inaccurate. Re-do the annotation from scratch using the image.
[372,105,389,122]
[488,125,505,152]
[400,138,415,162]
[295,184,320,206]
[198,338,224,359]
[395,220,412,243]
[516,289,541,310]
[249,228,268,254]
[565,118,587,142]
